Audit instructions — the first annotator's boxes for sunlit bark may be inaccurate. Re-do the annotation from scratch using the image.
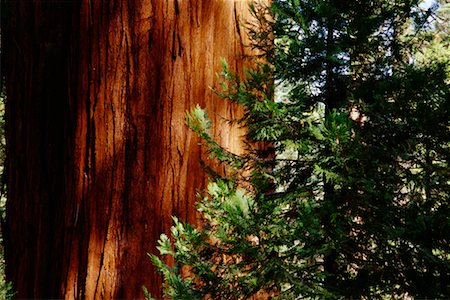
[3,0,254,298]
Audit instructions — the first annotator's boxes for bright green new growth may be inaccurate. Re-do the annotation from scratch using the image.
[149,0,450,299]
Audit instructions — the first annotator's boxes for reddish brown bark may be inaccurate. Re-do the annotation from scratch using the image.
[3,0,255,299]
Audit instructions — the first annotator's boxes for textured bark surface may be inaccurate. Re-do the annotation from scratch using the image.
[3,0,254,299]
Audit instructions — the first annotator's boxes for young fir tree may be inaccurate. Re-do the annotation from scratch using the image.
[149,1,450,298]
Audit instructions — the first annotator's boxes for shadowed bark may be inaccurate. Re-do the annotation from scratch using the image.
[2,0,255,298]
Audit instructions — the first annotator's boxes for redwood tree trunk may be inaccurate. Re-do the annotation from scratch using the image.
[2,0,254,299]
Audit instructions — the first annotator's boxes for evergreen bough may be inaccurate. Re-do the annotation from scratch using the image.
[149,0,450,298]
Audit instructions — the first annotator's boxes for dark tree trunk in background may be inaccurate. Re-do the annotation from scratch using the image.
[2,1,254,298]
[1,1,75,297]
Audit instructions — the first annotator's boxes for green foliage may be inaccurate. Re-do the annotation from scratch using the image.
[0,281,15,300]
[150,0,450,298]
[0,82,6,219]
[0,82,14,300]
[186,105,245,168]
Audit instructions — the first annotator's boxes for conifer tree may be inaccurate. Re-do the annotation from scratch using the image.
[151,1,450,298]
